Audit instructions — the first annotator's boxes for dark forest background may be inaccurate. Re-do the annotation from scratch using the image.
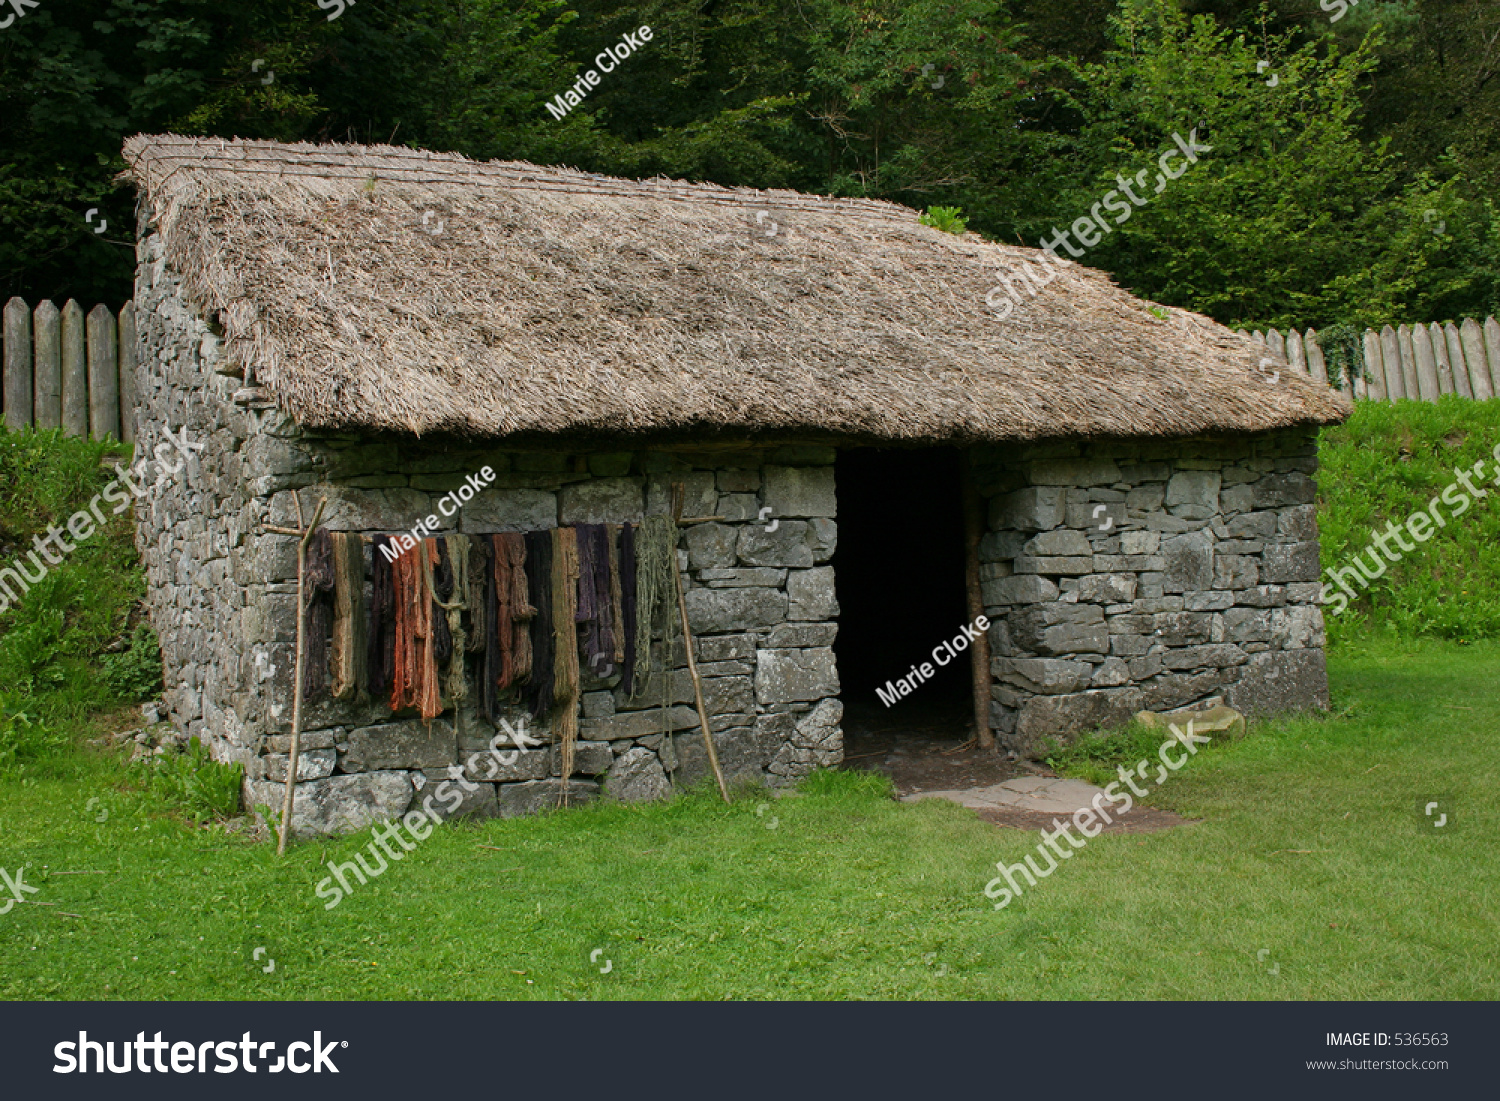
[1,0,1494,331]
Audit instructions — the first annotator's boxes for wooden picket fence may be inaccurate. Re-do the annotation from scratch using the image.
[1240,317,1500,402]
[1,297,136,443]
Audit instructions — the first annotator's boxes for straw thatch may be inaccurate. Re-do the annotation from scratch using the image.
[122,135,1349,444]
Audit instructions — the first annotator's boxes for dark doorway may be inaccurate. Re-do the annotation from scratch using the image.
[833,447,972,755]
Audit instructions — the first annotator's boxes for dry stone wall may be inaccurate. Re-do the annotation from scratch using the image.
[973,431,1330,756]
[132,232,842,836]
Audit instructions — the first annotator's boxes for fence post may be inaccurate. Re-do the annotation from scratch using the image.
[1361,330,1385,401]
[1444,322,1472,399]
[1379,326,1404,400]
[1411,324,1441,401]
[87,303,120,441]
[1486,317,1500,398]
[61,300,88,437]
[1429,323,1455,397]
[33,300,62,428]
[1304,328,1329,388]
[1460,319,1492,401]
[118,303,137,445]
[4,297,34,430]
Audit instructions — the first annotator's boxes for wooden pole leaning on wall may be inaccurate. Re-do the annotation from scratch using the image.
[670,482,732,803]
[270,491,328,856]
[960,460,994,749]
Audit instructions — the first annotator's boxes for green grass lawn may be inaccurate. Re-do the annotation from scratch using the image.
[2,637,1495,1001]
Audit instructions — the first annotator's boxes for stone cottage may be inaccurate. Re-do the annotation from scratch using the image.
[121,135,1349,837]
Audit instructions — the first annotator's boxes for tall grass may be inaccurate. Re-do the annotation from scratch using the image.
[1317,397,1500,642]
[0,426,158,741]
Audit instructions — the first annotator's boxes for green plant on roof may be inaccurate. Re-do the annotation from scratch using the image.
[919,206,967,235]
[1147,305,1170,320]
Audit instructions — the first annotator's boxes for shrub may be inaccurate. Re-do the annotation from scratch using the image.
[919,205,967,235]
[129,737,243,824]
[103,624,164,701]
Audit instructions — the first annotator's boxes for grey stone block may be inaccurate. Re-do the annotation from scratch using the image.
[717,493,759,522]
[444,747,551,782]
[263,748,336,782]
[767,622,838,648]
[697,634,754,661]
[1252,472,1316,508]
[1152,612,1213,646]
[1261,542,1320,583]
[496,779,599,817]
[557,477,644,525]
[1013,556,1094,575]
[685,586,788,634]
[674,726,769,787]
[1223,649,1329,714]
[718,469,761,493]
[1091,657,1131,687]
[685,523,737,569]
[1024,529,1093,556]
[606,746,672,802]
[981,575,1059,605]
[1075,573,1136,604]
[582,691,615,719]
[244,770,413,839]
[1065,499,1126,531]
[980,530,1028,560]
[806,517,837,563]
[339,719,456,773]
[1029,458,1121,486]
[992,486,1066,531]
[1235,585,1287,607]
[459,489,556,533]
[1126,484,1166,513]
[1165,469,1222,519]
[762,465,836,518]
[754,647,839,704]
[1223,608,1274,643]
[787,566,839,620]
[1227,510,1278,539]
[1011,688,1144,757]
[1219,484,1254,514]
[557,740,614,776]
[1160,644,1249,670]
[697,567,785,588]
[1009,603,1109,655]
[1184,590,1235,611]
[1120,530,1160,555]
[1162,530,1214,592]
[993,657,1093,695]
[1214,555,1259,591]
[738,521,814,568]
[582,706,700,741]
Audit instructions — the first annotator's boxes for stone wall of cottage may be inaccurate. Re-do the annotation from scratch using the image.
[132,230,842,836]
[972,432,1330,756]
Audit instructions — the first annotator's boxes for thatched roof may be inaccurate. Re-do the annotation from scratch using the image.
[122,135,1348,444]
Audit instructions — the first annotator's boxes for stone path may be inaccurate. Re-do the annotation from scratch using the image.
[903,776,1191,833]
[902,776,1116,814]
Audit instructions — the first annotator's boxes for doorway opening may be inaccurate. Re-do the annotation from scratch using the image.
[833,447,973,772]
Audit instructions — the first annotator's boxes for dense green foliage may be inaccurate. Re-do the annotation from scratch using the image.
[2,0,1495,328]
[1317,396,1500,641]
